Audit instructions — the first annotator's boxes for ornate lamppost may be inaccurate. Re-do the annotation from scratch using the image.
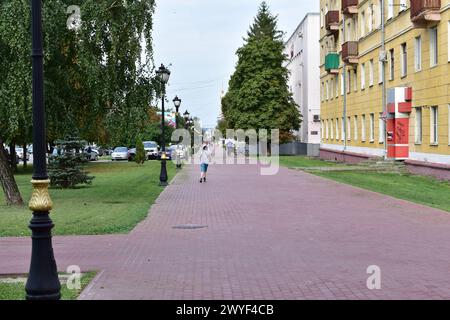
[173,96,182,169]
[25,0,61,300]
[156,64,171,186]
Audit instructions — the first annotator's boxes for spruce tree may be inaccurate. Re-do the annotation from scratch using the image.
[222,2,301,143]
[48,137,94,189]
[135,138,146,164]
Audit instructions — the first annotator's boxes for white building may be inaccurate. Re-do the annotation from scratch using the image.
[284,13,321,145]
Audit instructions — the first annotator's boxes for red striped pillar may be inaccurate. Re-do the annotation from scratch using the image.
[386,87,412,160]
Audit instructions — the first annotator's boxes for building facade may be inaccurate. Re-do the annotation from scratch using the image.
[284,13,321,145]
[319,0,450,166]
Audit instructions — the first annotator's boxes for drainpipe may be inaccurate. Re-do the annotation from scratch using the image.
[381,0,387,160]
[342,15,347,152]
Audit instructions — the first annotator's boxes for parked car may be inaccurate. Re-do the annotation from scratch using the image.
[143,141,159,160]
[84,147,98,161]
[111,147,128,161]
[128,148,136,161]
[15,147,30,162]
[158,145,178,160]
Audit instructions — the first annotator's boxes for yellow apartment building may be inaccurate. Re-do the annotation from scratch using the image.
[319,0,450,168]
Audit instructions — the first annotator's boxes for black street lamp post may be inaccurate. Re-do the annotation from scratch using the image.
[25,0,61,300]
[156,64,171,186]
[173,96,182,169]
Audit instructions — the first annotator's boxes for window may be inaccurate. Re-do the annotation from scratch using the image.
[328,119,334,139]
[448,105,450,145]
[415,107,422,144]
[341,117,345,141]
[330,79,334,99]
[401,43,407,77]
[321,10,324,28]
[321,121,324,139]
[361,11,366,37]
[335,76,339,98]
[379,113,385,143]
[388,0,394,19]
[389,49,395,80]
[368,5,373,32]
[399,0,407,13]
[353,69,358,92]
[370,113,375,142]
[321,82,324,101]
[347,70,351,94]
[336,118,340,140]
[430,27,438,67]
[361,114,366,141]
[369,59,374,86]
[347,117,351,141]
[341,73,344,96]
[415,36,422,72]
[354,115,358,140]
[361,63,366,89]
[448,22,450,62]
[326,120,329,139]
[378,60,384,84]
[430,106,438,144]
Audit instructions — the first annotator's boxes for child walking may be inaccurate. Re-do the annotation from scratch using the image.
[200,145,211,183]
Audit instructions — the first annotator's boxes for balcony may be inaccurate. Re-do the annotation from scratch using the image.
[325,53,340,74]
[342,41,358,64]
[410,0,441,28]
[325,11,340,34]
[342,0,358,15]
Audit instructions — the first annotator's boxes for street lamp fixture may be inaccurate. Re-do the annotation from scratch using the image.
[25,0,61,300]
[156,64,171,186]
[173,96,182,169]
[173,96,182,113]
[183,110,190,122]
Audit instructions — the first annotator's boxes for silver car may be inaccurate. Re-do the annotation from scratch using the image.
[143,141,159,160]
[111,147,128,161]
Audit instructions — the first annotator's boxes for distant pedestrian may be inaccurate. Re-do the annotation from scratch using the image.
[226,139,234,157]
[199,145,211,183]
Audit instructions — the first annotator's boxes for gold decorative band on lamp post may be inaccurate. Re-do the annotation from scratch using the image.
[29,179,53,212]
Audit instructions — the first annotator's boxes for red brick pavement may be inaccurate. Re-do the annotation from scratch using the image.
[1,164,450,300]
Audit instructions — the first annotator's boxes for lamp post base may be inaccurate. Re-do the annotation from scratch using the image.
[159,158,168,187]
[25,212,61,300]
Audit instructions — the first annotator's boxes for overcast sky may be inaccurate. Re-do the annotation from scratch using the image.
[152,0,319,128]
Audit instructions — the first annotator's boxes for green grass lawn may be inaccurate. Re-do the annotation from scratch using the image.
[0,161,175,237]
[278,156,339,168]
[278,156,450,213]
[0,272,97,300]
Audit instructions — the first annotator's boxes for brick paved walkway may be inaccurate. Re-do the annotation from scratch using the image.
[1,164,450,299]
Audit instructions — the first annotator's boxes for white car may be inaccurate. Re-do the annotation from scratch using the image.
[111,147,129,161]
[143,141,159,160]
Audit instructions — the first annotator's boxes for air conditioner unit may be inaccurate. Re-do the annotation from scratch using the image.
[313,115,320,122]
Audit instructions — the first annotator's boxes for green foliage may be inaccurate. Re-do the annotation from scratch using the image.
[135,139,146,164]
[48,137,94,189]
[221,2,301,143]
[0,0,158,147]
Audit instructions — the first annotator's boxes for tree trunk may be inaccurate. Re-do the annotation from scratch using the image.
[0,141,24,206]
[22,143,28,169]
[9,141,17,172]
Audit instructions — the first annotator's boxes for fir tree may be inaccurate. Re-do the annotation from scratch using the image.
[135,138,146,164]
[48,137,94,189]
[221,1,301,143]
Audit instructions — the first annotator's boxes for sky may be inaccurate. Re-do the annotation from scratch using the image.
[152,0,319,128]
